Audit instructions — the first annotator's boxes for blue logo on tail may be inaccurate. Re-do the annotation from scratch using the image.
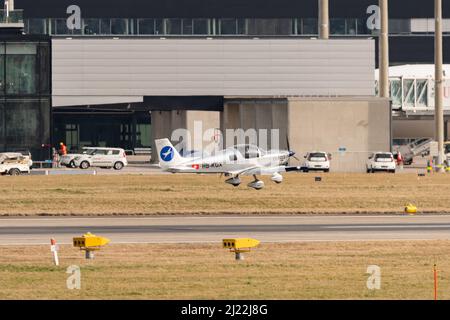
[160,146,174,162]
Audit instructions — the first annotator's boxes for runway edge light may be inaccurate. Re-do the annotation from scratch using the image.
[73,232,110,259]
[223,238,260,261]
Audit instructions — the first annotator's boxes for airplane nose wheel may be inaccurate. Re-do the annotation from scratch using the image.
[271,172,283,184]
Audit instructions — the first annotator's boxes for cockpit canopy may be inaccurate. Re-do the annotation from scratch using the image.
[230,144,266,159]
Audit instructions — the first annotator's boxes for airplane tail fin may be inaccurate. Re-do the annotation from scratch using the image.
[154,138,185,168]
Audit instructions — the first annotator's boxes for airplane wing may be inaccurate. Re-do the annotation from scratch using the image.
[229,165,305,176]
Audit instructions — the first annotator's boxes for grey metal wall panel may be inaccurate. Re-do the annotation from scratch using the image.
[52,38,375,107]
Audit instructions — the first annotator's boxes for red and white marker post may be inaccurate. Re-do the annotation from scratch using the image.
[50,238,59,266]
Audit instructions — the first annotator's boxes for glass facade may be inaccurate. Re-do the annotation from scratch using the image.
[53,112,151,153]
[0,38,51,160]
[383,78,435,111]
[0,9,23,24]
[23,17,416,37]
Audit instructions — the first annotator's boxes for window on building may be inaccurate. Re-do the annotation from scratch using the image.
[100,19,111,34]
[390,79,402,108]
[237,19,246,35]
[24,16,414,37]
[182,19,193,35]
[357,19,370,35]
[54,19,68,34]
[38,42,50,95]
[166,19,182,35]
[138,19,155,35]
[53,18,81,35]
[346,19,357,35]
[155,19,164,35]
[27,19,46,34]
[220,19,237,35]
[193,19,209,34]
[120,124,131,143]
[111,19,128,35]
[5,43,37,95]
[389,19,411,34]
[5,100,40,147]
[293,19,301,35]
[84,19,100,35]
[247,19,292,35]
[65,124,79,149]
[0,39,51,160]
[330,19,346,35]
[0,44,4,94]
[416,79,428,108]
[136,124,151,147]
[0,102,4,150]
[403,79,415,108]
[302,18,318,35]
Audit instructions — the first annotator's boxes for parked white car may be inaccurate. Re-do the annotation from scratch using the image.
[72,147,128,170]
[366,152,396,173]
[303,151,331,172]
[60,147,95,168]
[0,153,31,176]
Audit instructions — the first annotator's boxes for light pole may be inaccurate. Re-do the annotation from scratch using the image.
[319,0,329,39]
[435,0,445,171]
[379,0,389,98]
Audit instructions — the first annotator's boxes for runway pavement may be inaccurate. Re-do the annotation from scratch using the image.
[1,215,450,245]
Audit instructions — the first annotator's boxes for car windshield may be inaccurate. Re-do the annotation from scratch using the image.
[308,153,326,161]
[375,154,392,161]
[445,144,450,154]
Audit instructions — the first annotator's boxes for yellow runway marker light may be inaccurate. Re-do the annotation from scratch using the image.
[73,232,110,259]
[223,238,260,260]
[404,204,418,215]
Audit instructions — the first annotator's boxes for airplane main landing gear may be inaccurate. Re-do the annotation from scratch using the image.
[271,172,283,184]
[225,176,241,187]
[248,175,265,190]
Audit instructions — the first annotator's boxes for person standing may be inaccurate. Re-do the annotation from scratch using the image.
[59,142,67,156]
[52,147,59,168]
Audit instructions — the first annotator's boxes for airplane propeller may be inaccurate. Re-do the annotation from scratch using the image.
[286,136,301,162]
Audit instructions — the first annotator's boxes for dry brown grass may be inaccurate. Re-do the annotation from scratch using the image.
[0,173,450,215]
[0,241,449,300]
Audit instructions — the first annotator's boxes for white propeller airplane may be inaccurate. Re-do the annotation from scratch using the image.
[155,138,303,190]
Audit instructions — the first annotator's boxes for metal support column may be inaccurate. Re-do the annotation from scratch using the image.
[319,0,329,39]
[379,0,389,98]
[435,0,445,171]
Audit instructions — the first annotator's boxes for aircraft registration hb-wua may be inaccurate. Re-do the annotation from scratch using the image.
[155,138,302,190]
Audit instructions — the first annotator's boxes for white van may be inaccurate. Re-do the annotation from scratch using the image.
[72,148,128,170]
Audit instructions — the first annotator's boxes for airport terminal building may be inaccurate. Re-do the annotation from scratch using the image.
[1,0,448,170]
